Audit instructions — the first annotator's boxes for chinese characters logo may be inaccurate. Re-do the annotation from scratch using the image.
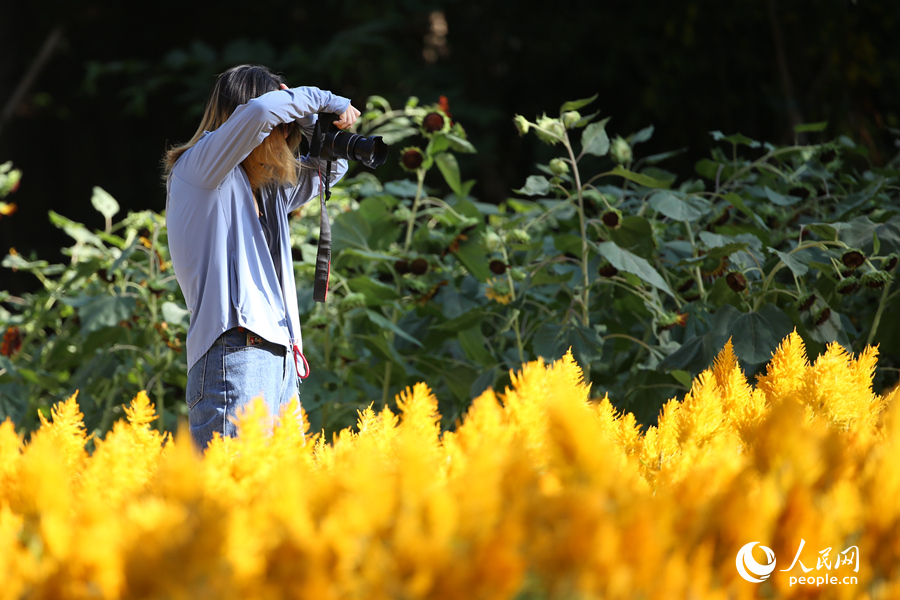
[736,540,860,587]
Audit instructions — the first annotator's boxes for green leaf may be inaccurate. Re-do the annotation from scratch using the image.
[717,304,794,365]
[347,276,398,306]
[533,323,603,366]
[458,327,493,365]
[808,308,851,347]
[78,295,137,333]
[161,301,190,328]
[426,134,450,156]
[581,117,611,156]
[383,180,420,198]
[332,211,372,251]
[724,192,768,229]
[434,309,490,332]
[109,233,140,274]
[770,248,813,278]
[643,147,688,165]
[362,335,408,372]
[2,253,49,272]
[435,152,465,198]
[470,368,498,399]
[453,232,492,282]
[49,211,104,247]
[560,93,599,113]
[608,216,655,259]
[446,134,476,153]
[572,110,601,128]
[648,191,712,222]
[630,125,654,144]
[793,121,828,133]
[764,188,801,207]
[515,175,551,197]
[364,310,423,347]
[608,166,671,189]
[840,215,900,255]
[596,241,673,297]
[711,131,760,147]
[805,223,839,241]
[91,186,120,220]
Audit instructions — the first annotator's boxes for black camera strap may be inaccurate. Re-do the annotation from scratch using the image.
[312,160,332,303]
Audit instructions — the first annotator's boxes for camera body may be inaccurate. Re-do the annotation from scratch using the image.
[308,113,388,168]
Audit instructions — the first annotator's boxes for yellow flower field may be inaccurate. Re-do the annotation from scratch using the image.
[1,331,899,599]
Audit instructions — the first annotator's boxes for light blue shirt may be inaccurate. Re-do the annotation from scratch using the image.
[166,86,350,373]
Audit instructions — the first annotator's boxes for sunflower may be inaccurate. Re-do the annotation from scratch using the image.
[485,277,513,305]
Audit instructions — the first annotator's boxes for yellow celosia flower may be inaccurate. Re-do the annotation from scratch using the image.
[3,332,900,598]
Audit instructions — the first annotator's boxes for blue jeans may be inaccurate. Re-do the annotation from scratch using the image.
[186,328,300,449]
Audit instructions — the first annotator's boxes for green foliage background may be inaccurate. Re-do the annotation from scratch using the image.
[3,95,900,438]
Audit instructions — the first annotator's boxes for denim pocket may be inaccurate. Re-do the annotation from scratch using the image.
[186,352,209,410]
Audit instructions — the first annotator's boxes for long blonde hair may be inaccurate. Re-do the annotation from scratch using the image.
[162,65,304,190]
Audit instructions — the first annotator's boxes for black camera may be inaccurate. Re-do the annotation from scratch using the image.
[308,113,388,168]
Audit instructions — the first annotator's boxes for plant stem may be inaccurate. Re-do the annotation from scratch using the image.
[563,136,591,327]
[381,169,428,406]
[404,169,426,252]
[683,221,706,298]
[501,244,525,363]
[382,169,427,406]
[867,281,893,347]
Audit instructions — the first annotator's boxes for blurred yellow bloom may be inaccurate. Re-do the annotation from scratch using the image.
[0,334,898,598]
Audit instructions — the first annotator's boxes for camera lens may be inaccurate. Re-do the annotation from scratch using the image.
[327,131,387,168]
[310,114,388,168]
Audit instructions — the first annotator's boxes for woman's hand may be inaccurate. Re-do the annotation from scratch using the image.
[334,104,361,130]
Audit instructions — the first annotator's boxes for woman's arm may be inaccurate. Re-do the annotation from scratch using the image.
[176,87,351,189]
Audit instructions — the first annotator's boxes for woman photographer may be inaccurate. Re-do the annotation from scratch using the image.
[163,64,360,448]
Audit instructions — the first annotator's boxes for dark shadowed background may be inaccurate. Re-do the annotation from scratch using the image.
[2,0,899,294]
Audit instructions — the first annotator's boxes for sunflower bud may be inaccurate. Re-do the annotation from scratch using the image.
[836,276,859,295]
[861,270,891,289]
[601,209,622,229]
[410,258,429,275]
[395,259,410,275]
[883,253,898,272]
[840,249,866,269]
[484,230,503,253]
[489,260,507,275]
[798,293,817,311]
[400,147,425,172]
[422,111,448,134]
[513,115,530,136]
[509,267,526,282]
[306,313,329,328]
[658,312,688,331]
[340,292,367,309]
[725,272,747,292]
[505,229,532,244]
[549,158,569,176]
[535,115,566,145]
[610,136,633,165]
[814,306,832,327]
[562,111,581,128]
[598,263,618,278]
